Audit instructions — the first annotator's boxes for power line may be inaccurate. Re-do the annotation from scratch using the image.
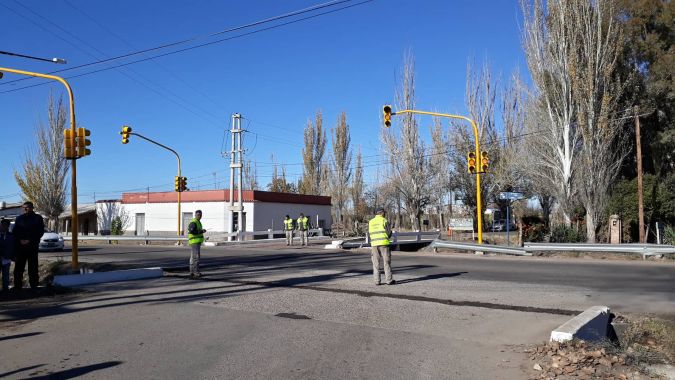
[0,0,372,92]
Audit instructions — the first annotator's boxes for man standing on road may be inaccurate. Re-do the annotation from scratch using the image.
[368,208,395,286]
[297,213,310,246]
[13,201,44,290]
[187,210,206,278]
[284,215,294,246]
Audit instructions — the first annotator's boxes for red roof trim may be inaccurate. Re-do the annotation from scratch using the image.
[121,189,331,205]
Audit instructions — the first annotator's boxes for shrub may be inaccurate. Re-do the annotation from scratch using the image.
[550,225,586,243]
[664,225,675,245]
[111,216,124,236]
[522,223,547,242]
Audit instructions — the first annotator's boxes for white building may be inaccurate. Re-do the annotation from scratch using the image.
[112,189,332,237]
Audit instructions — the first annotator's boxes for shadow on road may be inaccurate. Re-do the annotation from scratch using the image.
[0,364,45,378]
[396,272,468,284]
[0,331,44,341]
[28,361,122,379]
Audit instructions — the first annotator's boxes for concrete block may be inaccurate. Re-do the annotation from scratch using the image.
[53,267,163,287]
[550,306,610,343]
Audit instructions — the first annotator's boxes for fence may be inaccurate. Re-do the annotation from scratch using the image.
[430,240,675,259]
[63,228,325,244]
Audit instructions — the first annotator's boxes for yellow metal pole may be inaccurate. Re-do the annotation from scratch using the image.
[392,109,484,244]
[125,132,182,236]
[0,67,80,269]
[177,157,182,236]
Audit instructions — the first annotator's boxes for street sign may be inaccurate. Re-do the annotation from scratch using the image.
[448,218,473,231]
[499,192,524,201]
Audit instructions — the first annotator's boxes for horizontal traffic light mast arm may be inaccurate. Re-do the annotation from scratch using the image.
[128,132,181,176]
[126,131,183,236]
[390,108,484,244]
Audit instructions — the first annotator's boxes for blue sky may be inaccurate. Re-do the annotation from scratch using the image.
[0,0,527,204]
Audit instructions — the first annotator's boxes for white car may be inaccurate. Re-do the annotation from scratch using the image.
[39,231,65,251]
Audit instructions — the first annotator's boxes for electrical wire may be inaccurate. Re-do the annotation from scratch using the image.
[0,0,373,92]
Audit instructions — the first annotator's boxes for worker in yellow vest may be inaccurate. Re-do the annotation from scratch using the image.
[297,213,310,246]
[284,215,295,246]
[187,210,206,278]
[368,208,395,285]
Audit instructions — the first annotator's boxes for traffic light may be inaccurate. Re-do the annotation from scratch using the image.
[63,129,76,159]
[383,105,392,127]
[76,128,91,157]
[480,151,489,172]
[121,126,132,144]
[467,151,477,174]
[175,176,188,192]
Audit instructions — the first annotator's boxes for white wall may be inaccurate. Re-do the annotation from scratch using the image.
[122,201,256,234]
[252,202,332,231]
[121,201,330,235]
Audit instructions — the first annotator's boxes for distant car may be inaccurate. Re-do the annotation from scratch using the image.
[491,220,517,232]
[39,231,65,251]
[491,221,506,232]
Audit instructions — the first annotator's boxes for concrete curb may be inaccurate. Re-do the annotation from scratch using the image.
[550,305,610,343]
[53,267,164,287]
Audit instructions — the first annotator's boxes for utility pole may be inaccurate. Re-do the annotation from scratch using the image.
[228,113,244,241]
[635,108,646,243]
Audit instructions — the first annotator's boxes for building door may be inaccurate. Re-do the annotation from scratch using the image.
[182,212,193,235]
[135,213,145,236]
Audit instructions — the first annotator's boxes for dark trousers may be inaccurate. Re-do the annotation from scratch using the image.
[14,245,39,289]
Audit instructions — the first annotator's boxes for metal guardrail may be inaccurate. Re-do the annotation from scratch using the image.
[363,230,441,245]
[430,240,531,256]
[430,239,675,259]
[63,228,325,244]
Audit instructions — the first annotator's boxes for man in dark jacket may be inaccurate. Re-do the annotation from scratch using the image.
[0,218,15,292]
[13,201,44,290]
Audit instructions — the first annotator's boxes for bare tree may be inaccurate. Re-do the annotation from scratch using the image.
[14,94,70,231]
[448,60,499,229]
[243,159,259,190]
[429,117,450,228]
[96,201,131,235]
[299,110,327,195]
[350,146,365,222]
[329,112,352,225]
[568,0,630,242]
[268,163,297,193]
[521,0,582,226]
[382,51,433,230]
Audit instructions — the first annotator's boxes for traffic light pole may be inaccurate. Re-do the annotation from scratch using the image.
[126,132,183,236]
[0,66,81,270]
[389,109,484,244]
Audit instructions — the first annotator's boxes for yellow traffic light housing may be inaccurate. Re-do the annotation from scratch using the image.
[175,176,188,192]
[63,129,76,159]
[467,151,477,174]
[174,176,181,192]
[121,126,132,144]
[481,151,489,172]
[383,105,392,127]
[76,128,91,157]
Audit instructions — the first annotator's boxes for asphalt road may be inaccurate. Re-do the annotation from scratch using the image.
[0,242,672,379]
[43,242,675,315]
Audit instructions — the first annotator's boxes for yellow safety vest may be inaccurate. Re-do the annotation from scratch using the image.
[368,215,390,246]
[188,218,204,245]
[284,218,294,231]
[297,216,309,231]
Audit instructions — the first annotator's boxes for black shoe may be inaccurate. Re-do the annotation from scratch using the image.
[386,280,396,285]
